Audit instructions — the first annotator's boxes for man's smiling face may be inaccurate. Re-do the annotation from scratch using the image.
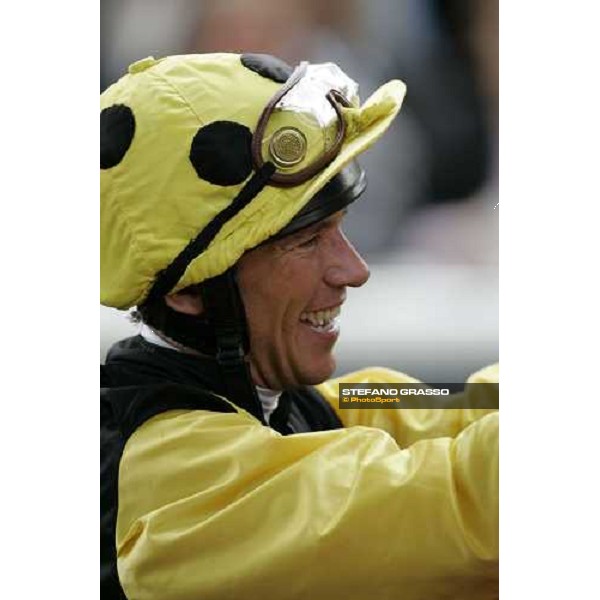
[237,210,370,390]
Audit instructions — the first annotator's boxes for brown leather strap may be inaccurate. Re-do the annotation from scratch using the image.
[251,64,352,188]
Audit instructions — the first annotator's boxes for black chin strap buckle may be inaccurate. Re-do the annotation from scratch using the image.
[215,333,247,373]
[216,341,246,368]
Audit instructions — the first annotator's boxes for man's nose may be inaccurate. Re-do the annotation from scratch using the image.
[325,231,370,288]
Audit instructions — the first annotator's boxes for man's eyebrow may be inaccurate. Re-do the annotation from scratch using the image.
[286,222,327,244]
[292,210,348,240]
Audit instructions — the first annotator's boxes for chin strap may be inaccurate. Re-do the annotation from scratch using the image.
[201,269,265,424]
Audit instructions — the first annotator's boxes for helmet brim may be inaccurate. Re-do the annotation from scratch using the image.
[267,160,367,242]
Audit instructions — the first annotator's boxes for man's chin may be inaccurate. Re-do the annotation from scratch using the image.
[248,346,337,389]
[297,355,337,387]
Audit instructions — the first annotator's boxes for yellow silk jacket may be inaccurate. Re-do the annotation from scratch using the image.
[114,364,498,599]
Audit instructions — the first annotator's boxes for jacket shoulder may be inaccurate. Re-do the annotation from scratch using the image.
[101,380,238,442]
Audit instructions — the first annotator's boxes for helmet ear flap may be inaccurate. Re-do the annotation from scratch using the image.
[189,121,254,186]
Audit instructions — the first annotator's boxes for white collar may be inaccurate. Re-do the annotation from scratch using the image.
[255,386,282,424]
[140,323,179,351]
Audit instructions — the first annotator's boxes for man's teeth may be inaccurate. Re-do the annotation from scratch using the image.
[300,306,341,327]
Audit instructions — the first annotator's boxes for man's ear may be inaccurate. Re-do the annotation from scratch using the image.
[164,289,204,316]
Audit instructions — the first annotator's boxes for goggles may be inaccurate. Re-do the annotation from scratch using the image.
[252,62,359,187]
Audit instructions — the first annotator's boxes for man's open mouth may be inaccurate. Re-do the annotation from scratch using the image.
[299,305,341,332]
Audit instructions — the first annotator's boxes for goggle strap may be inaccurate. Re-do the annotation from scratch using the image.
[145,161,276,303]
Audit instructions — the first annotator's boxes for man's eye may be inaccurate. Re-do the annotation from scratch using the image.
[297,234,319,248]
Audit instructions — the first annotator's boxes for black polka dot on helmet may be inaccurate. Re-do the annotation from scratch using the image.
[100,104,135,169]
[189,121,254,186]
[240,53,293,83]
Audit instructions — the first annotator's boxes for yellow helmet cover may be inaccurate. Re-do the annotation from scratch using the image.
[100,53,406,309]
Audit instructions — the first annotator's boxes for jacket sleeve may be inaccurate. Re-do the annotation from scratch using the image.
[316,364,499,447]
[116,401,498,599]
